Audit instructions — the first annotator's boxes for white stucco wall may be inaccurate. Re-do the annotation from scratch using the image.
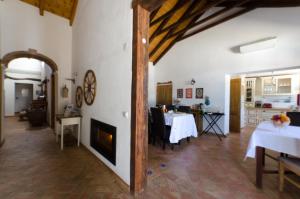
[153,7,300,134]
[72,0,132,184]
[0,0,73,112]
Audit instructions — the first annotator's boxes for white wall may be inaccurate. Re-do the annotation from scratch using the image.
[154,7,300,134]
[0,0,73,112]
[72,0,132,184]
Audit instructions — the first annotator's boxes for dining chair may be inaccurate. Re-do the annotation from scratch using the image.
[279,157,300,191]
[150,107,171,150]
[148,111,154,144]
[166,104,175,111]
[286,112,300,127]
[178,106,192,113]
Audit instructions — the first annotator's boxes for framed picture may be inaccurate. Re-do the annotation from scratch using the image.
[186,88,193,99]
[196,88,203,99]
[177,89,183,98]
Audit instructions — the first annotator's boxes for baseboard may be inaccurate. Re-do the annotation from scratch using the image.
[80,145,130,192]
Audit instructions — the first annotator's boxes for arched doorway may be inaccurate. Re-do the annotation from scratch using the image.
[0,49,58,144]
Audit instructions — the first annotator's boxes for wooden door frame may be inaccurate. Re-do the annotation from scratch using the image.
[131,0,165,194]
[0,49,58,143]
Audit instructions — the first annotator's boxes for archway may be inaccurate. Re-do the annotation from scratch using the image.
[0,49,58,144]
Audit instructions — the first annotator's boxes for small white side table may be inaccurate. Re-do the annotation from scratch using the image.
[56,114,82,150]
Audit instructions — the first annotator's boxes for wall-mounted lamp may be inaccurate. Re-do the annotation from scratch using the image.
[191,78,196,85]
[65,72,78,84]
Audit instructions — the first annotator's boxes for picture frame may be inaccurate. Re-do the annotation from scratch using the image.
[177,89,183,98]
[196,88,203,99]
[186,88,193,99]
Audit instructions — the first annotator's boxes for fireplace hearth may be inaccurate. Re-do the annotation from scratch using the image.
[90,119,116,165]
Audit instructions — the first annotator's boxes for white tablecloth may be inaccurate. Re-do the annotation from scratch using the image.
[164,112,198,143]
[245,121,300,159]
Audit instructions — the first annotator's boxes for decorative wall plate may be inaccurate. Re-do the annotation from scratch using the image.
[75,86,83,108]
[83,70,97,105]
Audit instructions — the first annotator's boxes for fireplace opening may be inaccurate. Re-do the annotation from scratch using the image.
[90,119,116,165]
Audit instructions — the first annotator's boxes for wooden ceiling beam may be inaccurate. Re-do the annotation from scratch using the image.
[153,9,204,64]
[150,0,203,59]
[154,0,227,38]
[150,0,189,26]
[150,6,161,21]
[140,0,166,12]
[179,7,256,41]
[69,0,78,26]
[214,0,300,8]
[39,0,45,16]
[150,1,187,42]
[168,0,251,38]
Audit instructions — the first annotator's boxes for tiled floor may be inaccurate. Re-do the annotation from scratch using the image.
[0,117,299,198]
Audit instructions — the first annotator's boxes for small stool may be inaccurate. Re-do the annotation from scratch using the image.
[279,157,300,191]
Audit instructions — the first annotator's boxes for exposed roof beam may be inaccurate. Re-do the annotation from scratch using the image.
[39,0,45,16]
[168,0,251,39]
[154,0,227,38]
[179,7,256,41]
[150,0,201,58]
[150,1,186,42]
[140,0,166,12]
[150,0,188,26]
[154,10,204,64]
[215,0,300,7]
[69,0,78,26]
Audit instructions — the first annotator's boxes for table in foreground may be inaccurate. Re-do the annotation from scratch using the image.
[56,114,82,150]
[164,112,198,143]
[245,121,300,188]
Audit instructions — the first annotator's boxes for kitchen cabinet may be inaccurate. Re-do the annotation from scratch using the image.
[245,78,255,103]
[262,75,292,96]
[245,108,291,127]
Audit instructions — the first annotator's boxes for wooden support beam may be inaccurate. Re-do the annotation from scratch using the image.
[216,0,300,8]
[179,7,256,41]
[168,0,250,39]
[150,0,201,58]
[39,0,44,16]
[69,0,78,26]
[150,0,188,26]
[150,1,184,42]
[141,0,166,12]
[131,1,149,194]
[154,0,227,36]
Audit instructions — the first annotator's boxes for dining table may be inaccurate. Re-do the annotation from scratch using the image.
[245,121,300,188]
[164,112,198,143]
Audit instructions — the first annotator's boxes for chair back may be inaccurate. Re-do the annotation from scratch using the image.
[150,107,167,139]
[166,105,175,111]
[178,106,192,113]
[287,112,300,127]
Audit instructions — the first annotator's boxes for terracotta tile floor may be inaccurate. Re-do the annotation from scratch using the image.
[0,117,299,198]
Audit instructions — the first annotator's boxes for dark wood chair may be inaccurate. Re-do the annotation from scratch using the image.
[178,106,192,113]
[166,105,175,111]
[279,157,300,191]
[150,107,171,150]
[287,112,300,127]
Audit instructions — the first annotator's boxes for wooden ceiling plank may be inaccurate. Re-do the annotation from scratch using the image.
[150,6,161,21]
[150,1,186,42]
[150,0,203,59]
[39,0,45,16]
[150,0,188,26]
[69,0,78,26]
[179,7,256,41]
[215,0,300,8]
[169,0,251,38]
[154,0,227,38]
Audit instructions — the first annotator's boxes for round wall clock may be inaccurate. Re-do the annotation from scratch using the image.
[75,86,83,108]
[83,70,97,105]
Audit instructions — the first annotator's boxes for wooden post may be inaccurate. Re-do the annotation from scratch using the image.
[131,1,150,194]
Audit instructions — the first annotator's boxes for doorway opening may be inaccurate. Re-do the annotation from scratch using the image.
[1,50,58,144]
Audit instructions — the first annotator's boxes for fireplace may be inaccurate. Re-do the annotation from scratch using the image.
[90,119,116,165]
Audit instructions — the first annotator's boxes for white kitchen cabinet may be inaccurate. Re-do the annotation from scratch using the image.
[262,75,292,96]
[245,108,289,127]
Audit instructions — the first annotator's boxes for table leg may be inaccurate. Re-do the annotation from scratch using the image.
[256,146,264,188]
[61,123,64,150]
